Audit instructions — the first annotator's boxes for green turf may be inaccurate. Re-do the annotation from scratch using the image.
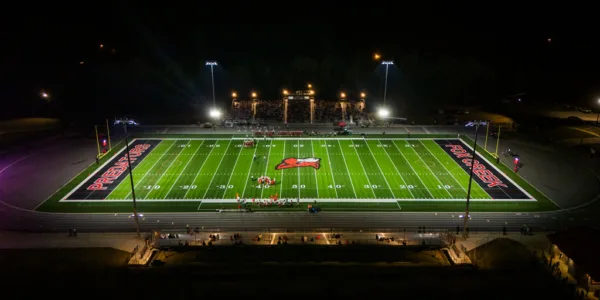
[36,135,559,213]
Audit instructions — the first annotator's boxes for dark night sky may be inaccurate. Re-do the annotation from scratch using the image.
[2,4,599,122]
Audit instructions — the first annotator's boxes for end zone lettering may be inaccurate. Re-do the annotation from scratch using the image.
[87,144,151,191]
[445,144,508,188]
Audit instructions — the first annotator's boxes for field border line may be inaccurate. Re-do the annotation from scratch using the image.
[57,197,535,203]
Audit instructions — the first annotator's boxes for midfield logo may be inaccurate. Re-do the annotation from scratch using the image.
[275,157,321,170]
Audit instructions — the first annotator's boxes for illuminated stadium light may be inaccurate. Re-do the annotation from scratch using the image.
[382,60,394,65]
[209,108,222,119]
[378,108,390,118]
[205,61,218,66]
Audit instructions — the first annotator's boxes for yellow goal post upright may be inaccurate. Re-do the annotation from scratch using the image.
[94,120,114,159]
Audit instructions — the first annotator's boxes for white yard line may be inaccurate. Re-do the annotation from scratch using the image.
[349,140,377,198]
[390,140,431,198]
[363,140,396,198]
[310,140,320,198]
[279,140,285,198]
[259,139,273,199]
[202,140,233,199]
[182,141,218,199]
[221,141,245,199]
[376,140,415,198]
[124,141,177,199]
[240,142,260,198]
[297,140,301,199]
[336,140,359,198]
[418,140,468,194]
[144,140,191,199]
[164,140,205,198]
[401,140,453,198]
[324,140,340,198]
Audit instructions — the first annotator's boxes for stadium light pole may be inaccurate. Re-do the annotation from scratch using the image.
[205,61,218,108]
[463,121,485,239]
[382,61,394,106]
[122,122,141,238]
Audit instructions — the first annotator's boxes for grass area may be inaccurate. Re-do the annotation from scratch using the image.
[36,134,559,213]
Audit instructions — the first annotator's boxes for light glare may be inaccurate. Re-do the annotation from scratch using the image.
[378,108,390,118]
[209,109,221,118]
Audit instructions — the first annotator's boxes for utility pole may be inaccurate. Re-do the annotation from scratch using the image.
[123,123,141,238]
[463,121,483,239]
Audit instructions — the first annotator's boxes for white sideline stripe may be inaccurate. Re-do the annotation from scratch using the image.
[60,198,536,203]
[140,137,456,140]
[60,138,137,201]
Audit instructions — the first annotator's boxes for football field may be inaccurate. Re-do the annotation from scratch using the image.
[39,136,556,213]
